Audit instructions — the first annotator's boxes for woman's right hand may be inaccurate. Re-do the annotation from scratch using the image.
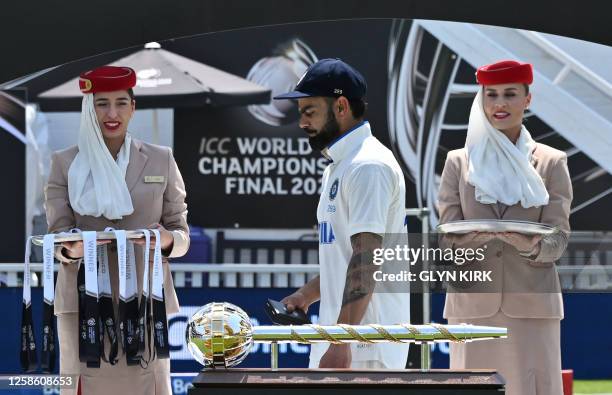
[61,240,111,259]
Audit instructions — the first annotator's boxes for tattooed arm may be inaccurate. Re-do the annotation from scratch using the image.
[336,232,382,324]
[319,232,381,368]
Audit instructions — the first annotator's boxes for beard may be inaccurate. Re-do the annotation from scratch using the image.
[305,108,341,152]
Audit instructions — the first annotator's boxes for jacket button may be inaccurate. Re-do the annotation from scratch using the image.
[496,251,502,258]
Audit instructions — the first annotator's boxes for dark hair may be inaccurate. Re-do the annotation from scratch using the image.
[326,96,368,119]
[348,97,367,118]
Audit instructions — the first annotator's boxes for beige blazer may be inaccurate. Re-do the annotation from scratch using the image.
[45,138,190,316]
[438,143,572,319]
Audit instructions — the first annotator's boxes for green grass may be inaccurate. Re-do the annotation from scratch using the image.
[574,380,612,394]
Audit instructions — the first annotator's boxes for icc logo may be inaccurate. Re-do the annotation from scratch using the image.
[87,318,96,327]
[155,322,164,330]
[319,222,335,244]
[329,179,339,201]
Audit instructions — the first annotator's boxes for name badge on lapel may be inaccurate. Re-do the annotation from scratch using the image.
[144,176,165,183]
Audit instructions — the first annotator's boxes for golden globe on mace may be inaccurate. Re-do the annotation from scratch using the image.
[185,302,508,369]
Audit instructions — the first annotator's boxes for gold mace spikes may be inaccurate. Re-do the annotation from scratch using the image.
[186,302,508,368]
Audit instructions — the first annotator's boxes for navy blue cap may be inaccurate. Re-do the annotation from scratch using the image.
[274,58,367,100]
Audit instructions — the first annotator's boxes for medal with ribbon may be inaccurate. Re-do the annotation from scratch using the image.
[115,230,140,365]
[81,231,101,368]
[151,229,169,359]
[97,233,118,365]
[20,236,37,372]
[41,234,57,372]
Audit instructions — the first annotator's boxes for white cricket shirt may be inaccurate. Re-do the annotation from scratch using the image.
[309,121,410,368]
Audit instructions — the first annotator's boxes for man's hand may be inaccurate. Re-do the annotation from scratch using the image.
[281,276,320,315]
[281,291,310,314]
[133,223,174,251]
[318,344,351,368]
[496,232,542,253]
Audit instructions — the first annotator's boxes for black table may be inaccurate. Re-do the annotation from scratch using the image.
[188,369,505,394]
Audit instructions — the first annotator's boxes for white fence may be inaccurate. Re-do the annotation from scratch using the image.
[2,262,611,291]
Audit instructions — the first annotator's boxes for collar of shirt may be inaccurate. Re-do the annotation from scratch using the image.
[321,120,371,163]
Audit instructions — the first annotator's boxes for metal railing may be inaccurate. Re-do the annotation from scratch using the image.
[3,263,610,290]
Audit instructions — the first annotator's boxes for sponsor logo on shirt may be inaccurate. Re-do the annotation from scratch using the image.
[327,205,336,213]
[318,222,336,244]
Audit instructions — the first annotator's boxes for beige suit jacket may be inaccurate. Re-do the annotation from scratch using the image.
[438,143,572,319]
[45,138,189,316]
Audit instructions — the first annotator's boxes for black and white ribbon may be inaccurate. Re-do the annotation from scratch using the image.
[41,234,56,372]
[136,229,151,367]
[97,235,118,365]
[21,236,37,372]
[116,229,140,365]
[82,231,100,368]
[151,229,169,358]
[78,251,87,363]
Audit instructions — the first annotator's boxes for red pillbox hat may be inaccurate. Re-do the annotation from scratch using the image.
[79,66,137,94]
[476,60,533,85]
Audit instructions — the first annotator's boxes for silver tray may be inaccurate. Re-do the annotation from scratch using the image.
[31,230,147,246]
[436,220,557,235]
